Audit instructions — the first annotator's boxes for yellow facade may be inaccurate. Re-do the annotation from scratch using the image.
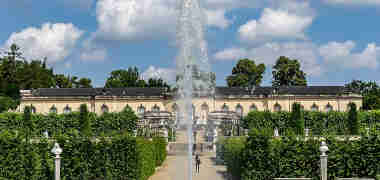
[19,89,363,119]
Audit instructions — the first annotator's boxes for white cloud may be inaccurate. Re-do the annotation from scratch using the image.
[324,0,380,6]
[238,8,314,42]
[214,42,322,76]
[4,23,84,63]
[93,0,259,41]
[80,38,108,61]
[319,41,380,69]
[205,9,230,29]
[80,48,107,61]
[213,48,247,61]
[142,66,176,83]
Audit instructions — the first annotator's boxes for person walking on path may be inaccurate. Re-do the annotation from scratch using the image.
[195,154,201,174]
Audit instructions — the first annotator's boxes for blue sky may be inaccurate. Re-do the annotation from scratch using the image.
[1,0,380,87]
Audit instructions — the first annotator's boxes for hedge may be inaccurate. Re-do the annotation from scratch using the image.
[0,130,167,180]
[242,110,380,136]
[0,106,137,138]
[220,128,380,180]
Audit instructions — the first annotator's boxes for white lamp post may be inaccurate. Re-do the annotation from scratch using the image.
[320,141,328,180]
[51,143,63,180]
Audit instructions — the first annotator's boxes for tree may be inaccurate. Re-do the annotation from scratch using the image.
[345,80,380,110]
[79,104,92,137]
[105,67,144,88]
[290,103,304,135]
[105,67,170,89]
[147,78,170,90]
[272,56,307,87]
[226,59,266,87]
[75,78,92,88]
[347,102,359,135]
[119,105,138,133]
[0,96,15,113]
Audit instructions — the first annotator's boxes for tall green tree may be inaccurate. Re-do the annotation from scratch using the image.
[347,102,359,135]
[79,104,92,137]
[272,56,307,87]
[105,67,146,88]
[226,59,266,87]
[290,103,304,135]
[147,78,170,90]
[105,67,170,89]
[75,78,92,88]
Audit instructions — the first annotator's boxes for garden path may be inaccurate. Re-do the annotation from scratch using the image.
[149,152,228,180]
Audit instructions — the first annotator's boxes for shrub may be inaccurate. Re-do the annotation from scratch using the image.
[348,102,359,135]
[224,132,380,180]
[290,103,304,135]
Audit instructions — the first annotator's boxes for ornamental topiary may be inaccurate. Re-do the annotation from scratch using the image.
[348,102,359,135]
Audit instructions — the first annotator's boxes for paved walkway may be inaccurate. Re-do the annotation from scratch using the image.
[149,152,229,180]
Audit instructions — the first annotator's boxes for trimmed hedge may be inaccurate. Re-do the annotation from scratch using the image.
[0,130,167,180]
[220,128,380,180]
[243,110,380,136]
[0,106,137,138]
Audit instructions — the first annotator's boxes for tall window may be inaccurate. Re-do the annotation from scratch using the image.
[236,104,243,116]
[222,103,229,112]
[311,104,319,111]
[50,106,57,114]
[137,104,146,115]
[325,104,333,112]
[250,104,258,111]
[63,105,71,114]
[201,103,209,124]
[31,106,36,114]
[101,104,109,113]
[274,103,281,112]
[152,104,160,112]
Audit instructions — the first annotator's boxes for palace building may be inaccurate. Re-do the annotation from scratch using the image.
[18,86,362,125]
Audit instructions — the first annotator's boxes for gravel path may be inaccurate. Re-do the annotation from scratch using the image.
[149,153,228,180]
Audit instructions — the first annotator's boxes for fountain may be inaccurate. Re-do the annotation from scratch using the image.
[176,0,213,179]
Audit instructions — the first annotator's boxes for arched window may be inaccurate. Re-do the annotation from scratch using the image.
[274,103,282,112]
[325,103,333,112]
[50,105,57,114]
[236,104,243,116]
[137,104,146,115]
[222,103,229,112]
[31,106,36,114]
[63,105,71,114]
[101,104,109,113]
[201,103,209,124]
[311,103,319,111]
[152,104,160,112]
[250,104,258,111]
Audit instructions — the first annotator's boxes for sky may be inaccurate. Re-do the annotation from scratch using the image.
[1,0,380,87]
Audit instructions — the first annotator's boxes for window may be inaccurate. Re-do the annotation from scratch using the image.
[50,106,57,114]
[236,104,243,116]
[137,105,146,115]
[250,104,258,111]
[31,106,36,114]
[201,103,209,124]
[63,105,71,114]
[325,104,333,112]
[222,103,229,112]
[152,105,160,112]
[311,104,319,111]
[101,104,109,113]
[274,103,281,112]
